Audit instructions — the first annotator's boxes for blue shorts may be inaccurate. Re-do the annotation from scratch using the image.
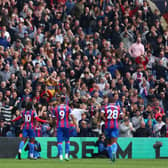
[57,127,70,143]
[105,128,119,139]
[22,129,35,139]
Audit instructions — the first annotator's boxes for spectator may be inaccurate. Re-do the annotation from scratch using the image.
[79,113,90,129]
[128,36,145,58]
[42,122,51,137]
[25,140,41,159]
[95,133,107,153]
[131,110,144,130]
[134,121,153,137]
[119,116,135,137]
[135,55,149,70]
[0,119,8,136]
[0,64,11,82]
[153,115,165,137]
[78,120,91,137]
[0,98,13,124]
[160,117,168,137]
[90,133,108,158]
[0,31,10,49]
[146,119,154,137]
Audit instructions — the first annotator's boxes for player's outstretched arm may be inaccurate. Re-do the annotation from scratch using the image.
[35,116,48,123]
[11,116,22,122]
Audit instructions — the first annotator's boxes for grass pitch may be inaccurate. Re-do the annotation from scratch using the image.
[0,159,168,168]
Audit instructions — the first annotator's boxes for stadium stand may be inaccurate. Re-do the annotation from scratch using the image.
[0,0,168,138]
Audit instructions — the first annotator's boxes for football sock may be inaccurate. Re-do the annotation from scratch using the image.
[29,142,35,158]
[65,141,70,156]
[111,143,118,154]
[65,153,69,159]
[58,143,63,156]
[107,145,112,159]
[18,141,25,153]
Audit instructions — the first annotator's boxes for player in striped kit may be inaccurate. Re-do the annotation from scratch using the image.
[12,102,48,159]
[52,95,78,161]
[34,121,42,137]
[101,96,121,162]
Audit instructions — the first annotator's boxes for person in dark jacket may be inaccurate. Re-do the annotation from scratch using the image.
[91,133,108,158]
[134,121,153,137]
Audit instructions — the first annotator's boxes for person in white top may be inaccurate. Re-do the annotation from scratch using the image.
[128,36,145,58]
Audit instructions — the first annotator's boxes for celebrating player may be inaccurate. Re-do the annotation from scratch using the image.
[52,95,78,161]
[12,102,48,159]
[101,95,121,162]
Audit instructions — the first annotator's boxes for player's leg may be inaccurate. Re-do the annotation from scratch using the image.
[57,128,64,161]
[18,129,28,159]
[28,129,36,159]
[33,141,40,159]
[105,128,113,159]
[28,139,35,159]
[110,129,119,162]
[111,138,118,162]
[64,128,70,161]
[107,141,112,159]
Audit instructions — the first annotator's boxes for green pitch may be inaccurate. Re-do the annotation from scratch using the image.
[0,159,168,168]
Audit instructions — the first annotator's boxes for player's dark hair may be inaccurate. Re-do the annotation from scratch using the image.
[26,102,32,110]
[108,94,115,103]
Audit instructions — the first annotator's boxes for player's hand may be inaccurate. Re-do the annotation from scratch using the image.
[46,120,50,123]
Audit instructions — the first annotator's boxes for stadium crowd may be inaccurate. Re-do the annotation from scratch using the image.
[0,0,168,138]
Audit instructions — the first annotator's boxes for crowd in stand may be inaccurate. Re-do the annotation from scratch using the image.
[0,0,168,138]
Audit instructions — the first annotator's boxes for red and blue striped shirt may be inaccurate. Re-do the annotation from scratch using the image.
[52,104,72,128]
[101,104,120,129]
[21,110,37,130]
[34,125,42,137]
